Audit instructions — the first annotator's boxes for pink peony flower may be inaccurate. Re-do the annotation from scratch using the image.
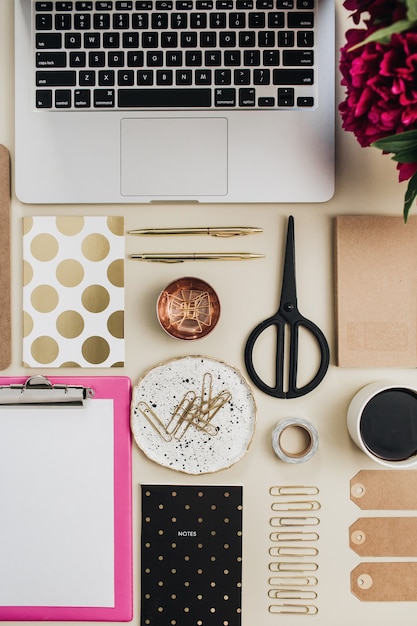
[339,0,417,215]
[343,0,406,26]
[339,31,417,155]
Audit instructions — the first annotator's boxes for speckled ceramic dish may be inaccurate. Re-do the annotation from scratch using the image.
[156,276,220,340]
[131,355,256,474]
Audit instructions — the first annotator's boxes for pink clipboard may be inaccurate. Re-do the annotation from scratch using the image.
[0,376,132,622]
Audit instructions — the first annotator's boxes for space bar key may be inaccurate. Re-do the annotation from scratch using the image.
[118,89,212,108]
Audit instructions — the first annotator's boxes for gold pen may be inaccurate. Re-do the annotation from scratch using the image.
[131,252,265,263]
[128,227,263,237]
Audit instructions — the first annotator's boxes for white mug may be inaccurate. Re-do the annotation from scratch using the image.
[347,381,417,468]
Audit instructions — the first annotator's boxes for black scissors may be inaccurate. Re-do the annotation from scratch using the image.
[244,216,330,398]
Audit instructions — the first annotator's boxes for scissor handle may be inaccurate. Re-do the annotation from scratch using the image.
[244,314,330,399]
[244,314,286,398]
[287,316,330,399]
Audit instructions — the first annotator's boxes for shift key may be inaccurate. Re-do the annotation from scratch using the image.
[36,71,76,86]
[273,69,313,84]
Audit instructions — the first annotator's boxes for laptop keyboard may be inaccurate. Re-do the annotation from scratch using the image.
[34,0,316,110]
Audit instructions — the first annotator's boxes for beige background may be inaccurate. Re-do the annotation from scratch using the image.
[1,0,417,624]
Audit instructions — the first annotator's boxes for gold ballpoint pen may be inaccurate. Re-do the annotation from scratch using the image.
[131,252,265,263]
[128,227,263,237]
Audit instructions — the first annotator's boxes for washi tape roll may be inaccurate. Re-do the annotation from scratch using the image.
[272,418,319,463]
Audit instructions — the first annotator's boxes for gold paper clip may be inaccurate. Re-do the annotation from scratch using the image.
[270,531,319,542]
[269,546,318,557]
[269,603,318,615]
[270,486,319,497]
[269,562,318,572]
[271,501,321,512]
[269,576,318,587]
[270,517,320,527]
[180,397,220,437]
[137,401,172,442]
[167,389,196,438]
[268,589,318,600]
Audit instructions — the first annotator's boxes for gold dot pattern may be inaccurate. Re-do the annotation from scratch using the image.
[107,310,124,339]
[56,311,85,338]
[31,336,60,364]
[31,285,59,313]
[82,336,110,364]
[82,285,110,313]
[23,260,33,287]
[56,259,84,288]
[141,485,243,625]
[30,234,59,262]
[56,216,84,236]
[82,233,110,262]
[23,311,33,338]
[22,216,124,367]
[107,259,124,288]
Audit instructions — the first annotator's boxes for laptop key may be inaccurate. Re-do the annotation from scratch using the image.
[118,88,212,106]
[239,87,255,106]
[214,87,235,106]
[36,70,76,86]
[36,89,53,108]
[297,96,314,106]
[287,11,314,27]
[273,68,313,84]
[36,14,53,29]
[55,89,72,107]
[258,96,274,106]
[74,89,92,106]
[36,52,67,67]
[94,88,115,106]
[36,33,62,49]
[277,86,294,105]
[283,50,313,65]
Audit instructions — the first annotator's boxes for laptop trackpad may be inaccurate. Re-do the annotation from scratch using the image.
[120,117,228,197]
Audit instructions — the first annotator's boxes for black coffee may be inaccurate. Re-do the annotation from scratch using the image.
[360,388,417,462]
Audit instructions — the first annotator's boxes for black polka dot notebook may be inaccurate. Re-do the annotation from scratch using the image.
[141,485,243,626]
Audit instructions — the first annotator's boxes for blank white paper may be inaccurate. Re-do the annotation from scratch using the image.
[0,399,115,607]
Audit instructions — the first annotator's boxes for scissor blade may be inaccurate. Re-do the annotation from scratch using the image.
[280,215,298,310]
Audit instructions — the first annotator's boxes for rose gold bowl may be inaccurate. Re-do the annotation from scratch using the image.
[157,276,220,340]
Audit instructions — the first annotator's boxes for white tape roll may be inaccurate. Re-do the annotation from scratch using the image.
[272,418,319,464]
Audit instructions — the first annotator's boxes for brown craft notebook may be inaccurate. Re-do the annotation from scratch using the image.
[0,145,11,370]
[334,215,417,367]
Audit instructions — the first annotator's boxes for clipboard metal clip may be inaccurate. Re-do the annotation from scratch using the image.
[0,375,95,406]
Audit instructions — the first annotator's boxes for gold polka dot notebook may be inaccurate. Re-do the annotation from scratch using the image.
[23,216,124,368]
[141,484,243,626]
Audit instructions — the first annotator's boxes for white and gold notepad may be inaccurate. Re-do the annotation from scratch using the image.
[23,216,124,368]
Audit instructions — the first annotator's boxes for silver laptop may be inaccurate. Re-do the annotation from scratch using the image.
[14,0,334,204]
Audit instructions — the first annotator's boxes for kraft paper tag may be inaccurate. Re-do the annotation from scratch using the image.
[350,517,417,557]
[351,562,417,601]
[0,145,11,370]
[350,470,417,510]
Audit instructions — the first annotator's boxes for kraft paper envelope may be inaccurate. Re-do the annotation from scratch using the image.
[334,215,417,367]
